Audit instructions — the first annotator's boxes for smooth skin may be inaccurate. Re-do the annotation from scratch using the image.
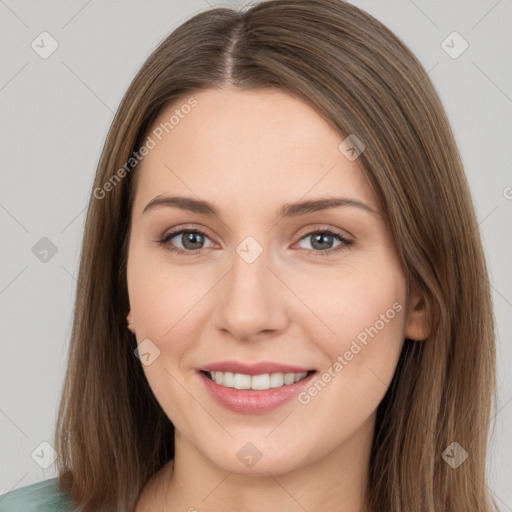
[127,87,430,512]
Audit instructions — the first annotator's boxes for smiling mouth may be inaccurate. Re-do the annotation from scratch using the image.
[201,370,316,391]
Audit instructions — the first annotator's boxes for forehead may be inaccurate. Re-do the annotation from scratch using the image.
[132,87,376,216]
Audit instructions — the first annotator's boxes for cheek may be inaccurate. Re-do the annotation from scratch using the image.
[127,246,210,344]
[325,272,406,352]
[295,260,407,399]
[293,254,406,355]
[127,254,209,429]
[296,265,406,427]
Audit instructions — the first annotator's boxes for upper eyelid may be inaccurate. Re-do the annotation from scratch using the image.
[162,224,353,246]
[163,225,217,242]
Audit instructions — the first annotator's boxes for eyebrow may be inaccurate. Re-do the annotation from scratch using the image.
[142,195,379,219]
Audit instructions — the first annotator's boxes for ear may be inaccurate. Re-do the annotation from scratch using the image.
[404,282,430,341]
[126,309,135,333]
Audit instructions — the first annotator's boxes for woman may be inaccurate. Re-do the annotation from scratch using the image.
[0,0,499,511]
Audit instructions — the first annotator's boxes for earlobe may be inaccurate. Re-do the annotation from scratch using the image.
[404,285,430,341]
[126,309,135,333]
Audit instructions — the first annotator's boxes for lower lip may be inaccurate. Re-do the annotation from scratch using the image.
[198,370,316,414]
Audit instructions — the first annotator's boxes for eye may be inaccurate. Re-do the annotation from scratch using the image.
[155,226,353,257]
[295,229,353,255]
[156,228,214,256]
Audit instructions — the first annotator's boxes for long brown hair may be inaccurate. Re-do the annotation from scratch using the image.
[53,1,498,510]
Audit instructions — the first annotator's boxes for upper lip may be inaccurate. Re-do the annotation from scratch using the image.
[198,361,315,376]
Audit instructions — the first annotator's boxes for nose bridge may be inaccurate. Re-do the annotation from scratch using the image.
[214,234,287,338]
[228,235,273,311]
[231,236,269,299]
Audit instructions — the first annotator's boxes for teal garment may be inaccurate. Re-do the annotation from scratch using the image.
[0,478,75,512]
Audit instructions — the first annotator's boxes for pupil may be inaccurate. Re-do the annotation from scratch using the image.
[312,232,333,250]
[183,232,204,250]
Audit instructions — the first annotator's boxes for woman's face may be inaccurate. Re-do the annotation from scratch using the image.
[126,87,427,475]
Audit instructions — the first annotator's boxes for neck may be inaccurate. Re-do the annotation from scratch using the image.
[146,414,375,512]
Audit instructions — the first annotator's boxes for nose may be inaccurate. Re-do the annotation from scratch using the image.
[212,241,289,342]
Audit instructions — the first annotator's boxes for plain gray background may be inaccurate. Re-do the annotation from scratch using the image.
[1,0,511,508]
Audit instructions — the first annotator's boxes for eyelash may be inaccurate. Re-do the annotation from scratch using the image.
[155,226,354,257]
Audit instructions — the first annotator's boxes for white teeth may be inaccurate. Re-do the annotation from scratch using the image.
[284,373,296,385]
[207,371,309,390]
[269,372,285,388]
[251,373,270,390]
[294,372,307,383]
[233,373,251,389]
[222,372,234,387]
